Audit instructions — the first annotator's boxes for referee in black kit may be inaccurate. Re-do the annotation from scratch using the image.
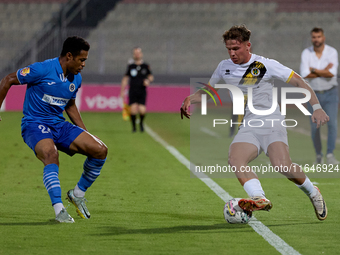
[121,47,154,132]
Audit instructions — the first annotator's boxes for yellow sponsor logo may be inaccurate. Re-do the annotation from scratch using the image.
[20,67,30,76]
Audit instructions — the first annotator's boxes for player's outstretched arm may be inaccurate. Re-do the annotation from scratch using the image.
[0,72,21,121]
[288,72,329,128]
[180,85,220,119]
[65,99,87,131]
[180,89,206,119]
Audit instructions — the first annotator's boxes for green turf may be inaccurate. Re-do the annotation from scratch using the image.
[0,111,339,255]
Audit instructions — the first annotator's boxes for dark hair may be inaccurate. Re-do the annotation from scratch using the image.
[311,27,324,34]
[133,46,142,52]
[60,36,90,57]
[222,25,251,43]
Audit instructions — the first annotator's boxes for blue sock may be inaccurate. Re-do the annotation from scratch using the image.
[43,164,62,205]
[77,157,106,192]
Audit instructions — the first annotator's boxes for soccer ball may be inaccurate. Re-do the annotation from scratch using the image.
[223,198,252,224]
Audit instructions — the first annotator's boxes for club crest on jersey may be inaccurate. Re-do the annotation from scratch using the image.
[69,83,76,92]
[239,61,267,86]
[251,67,260,77]
[20,67,30,77]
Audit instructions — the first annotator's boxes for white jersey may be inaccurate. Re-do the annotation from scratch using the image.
[209,53,294,127]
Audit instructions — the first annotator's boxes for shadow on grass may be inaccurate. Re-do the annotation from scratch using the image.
[94,218,323,236]
[105,210,223,221]
[0,219,63,226]
[95,223,250,236]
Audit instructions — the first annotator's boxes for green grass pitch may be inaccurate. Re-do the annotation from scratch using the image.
[0,111,339,255]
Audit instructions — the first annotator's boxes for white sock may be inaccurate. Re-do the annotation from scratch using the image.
[73,184,85,198]
[53,203,65,217]
[243,178,265,198]
[296,176,317,197]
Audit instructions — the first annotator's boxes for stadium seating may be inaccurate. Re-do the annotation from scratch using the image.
[84,1,340,76]
[1,0,340,77]
[0,1,65,71]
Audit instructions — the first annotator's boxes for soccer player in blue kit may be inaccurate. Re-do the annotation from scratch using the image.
[0,36,108,223]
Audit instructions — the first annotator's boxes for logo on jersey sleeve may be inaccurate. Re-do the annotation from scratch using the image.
[239,61,267,86]
[20,67,30,77]
[69,83,76,92]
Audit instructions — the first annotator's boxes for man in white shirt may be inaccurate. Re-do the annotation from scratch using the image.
[181,25,329,221]
[300,27,339,165]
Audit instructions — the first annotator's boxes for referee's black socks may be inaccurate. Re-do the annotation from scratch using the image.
[131,114,136,132]
[140,114,145,132]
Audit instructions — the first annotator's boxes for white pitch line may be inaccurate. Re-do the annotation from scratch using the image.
[290,127,340,144]
[145,124,301,255]
[200,127,222,138]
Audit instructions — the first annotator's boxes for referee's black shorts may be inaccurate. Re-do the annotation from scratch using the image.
[129,90,147,105]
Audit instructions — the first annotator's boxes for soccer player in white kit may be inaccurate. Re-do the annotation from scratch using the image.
[181,25,329,220]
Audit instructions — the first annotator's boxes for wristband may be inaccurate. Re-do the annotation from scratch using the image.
[311,68,316,74]
[312,103,322,111]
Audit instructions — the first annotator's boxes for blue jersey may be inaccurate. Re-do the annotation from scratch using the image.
[17,57,82,125]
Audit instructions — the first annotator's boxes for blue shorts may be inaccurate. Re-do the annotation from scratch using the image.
[21,121,85,156]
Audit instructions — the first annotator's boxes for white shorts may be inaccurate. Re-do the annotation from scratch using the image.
[231,125,288,155]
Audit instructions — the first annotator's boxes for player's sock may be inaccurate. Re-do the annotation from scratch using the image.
[296,176,317,197]
[76,157,106,193]
[53,203,65,216]
[131,115,136,132]
[43,164,63,209]
[243,178,265,198]
[139,114,145,132]
[73,184,85,198]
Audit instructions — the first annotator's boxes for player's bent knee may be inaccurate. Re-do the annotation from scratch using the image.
[228,154,245,168]
[36,147,59,165]
[91,143,108,159]
[100,144,108,159]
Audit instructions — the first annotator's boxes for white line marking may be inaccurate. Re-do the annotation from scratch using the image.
[290,127,340,144]
[145,124,301,255]
[200,127,222,138]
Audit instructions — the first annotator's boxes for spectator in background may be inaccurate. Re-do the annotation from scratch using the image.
[300,27,339,165]
[120,47,154,132]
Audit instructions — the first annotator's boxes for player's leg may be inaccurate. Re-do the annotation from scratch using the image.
[64,126,108,219]
[229,142,259,185]
[267,141,306,183]
[229,142,272,211]
[35,139,74,223]
[267,141,327,220]
[22,122,74,222]
[323,87,339,164]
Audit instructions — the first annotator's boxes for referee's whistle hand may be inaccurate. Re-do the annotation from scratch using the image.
[143,79,150,87]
